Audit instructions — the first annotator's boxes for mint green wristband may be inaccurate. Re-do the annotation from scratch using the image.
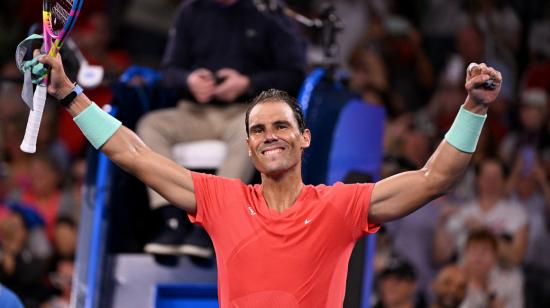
[74,103,122,149]
[444,105,487,153]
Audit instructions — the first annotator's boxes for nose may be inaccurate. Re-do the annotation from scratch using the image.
[264,128,279,142]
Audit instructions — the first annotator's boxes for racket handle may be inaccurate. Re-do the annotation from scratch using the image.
[20,85,47,153]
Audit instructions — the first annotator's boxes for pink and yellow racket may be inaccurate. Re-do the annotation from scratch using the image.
[21,0,84,153]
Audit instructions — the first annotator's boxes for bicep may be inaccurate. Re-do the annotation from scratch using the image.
[369,169,438,224]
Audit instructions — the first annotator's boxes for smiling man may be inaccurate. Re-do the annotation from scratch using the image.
[38,51,501,307]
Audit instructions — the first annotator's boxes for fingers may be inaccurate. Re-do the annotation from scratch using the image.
[467,62,502,82]
[36,52,61,68]
[193,68,214,80]
[466,62,502,90]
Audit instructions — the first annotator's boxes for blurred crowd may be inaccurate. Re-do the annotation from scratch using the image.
[0,0,549,307]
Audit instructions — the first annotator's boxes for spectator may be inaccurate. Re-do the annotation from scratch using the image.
[20,153,78,242]
[506,150,550,307]
[52,217,77,260]
[136,0,305,258]
[374,257,425,308]
[434,158,528,267]
[430,264,467,308]
[460,229,523,308]
[347,45,389,107]
[386,198,444,304]
[41,258,73,308]
[0,211,49,307]
[500,88,548,166]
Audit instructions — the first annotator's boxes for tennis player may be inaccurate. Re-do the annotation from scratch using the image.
[39,53,501,307]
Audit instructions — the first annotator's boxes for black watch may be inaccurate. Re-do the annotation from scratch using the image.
[58,84,83,107]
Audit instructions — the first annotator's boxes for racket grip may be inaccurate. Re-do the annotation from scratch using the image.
[20,85,47,153]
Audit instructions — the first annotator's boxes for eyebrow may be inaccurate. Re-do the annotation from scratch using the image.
[249,120,293,132]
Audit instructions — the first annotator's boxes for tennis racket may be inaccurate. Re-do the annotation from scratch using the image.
[20,0,84,153]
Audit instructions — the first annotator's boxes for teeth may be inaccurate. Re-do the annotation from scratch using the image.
[264,148,283,155]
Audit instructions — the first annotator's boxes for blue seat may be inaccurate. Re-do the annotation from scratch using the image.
[327,99,385,184]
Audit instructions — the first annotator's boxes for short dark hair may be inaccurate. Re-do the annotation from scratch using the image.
[474,157,509,178]
[465,228,498,252]
[245,89,306,137]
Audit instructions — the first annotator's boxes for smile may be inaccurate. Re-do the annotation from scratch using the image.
[261,147,285,156]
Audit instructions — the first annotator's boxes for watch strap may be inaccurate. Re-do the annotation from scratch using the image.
[59,84,83,107]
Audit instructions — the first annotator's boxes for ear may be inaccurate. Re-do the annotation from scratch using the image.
[245,138,252,156]
[301,129,311,149]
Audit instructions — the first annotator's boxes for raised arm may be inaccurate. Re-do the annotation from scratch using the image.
[40,54,198,214]
[369,63,502,224]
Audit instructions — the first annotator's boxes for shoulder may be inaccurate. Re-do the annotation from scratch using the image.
[497,199,527,216]
[313,182,375,199]
[192,172,249,192]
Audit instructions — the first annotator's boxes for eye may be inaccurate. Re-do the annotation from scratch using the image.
[276,124,288,130]
[251,127,263,134]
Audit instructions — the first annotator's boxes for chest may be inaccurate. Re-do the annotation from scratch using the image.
[212,200,355,261]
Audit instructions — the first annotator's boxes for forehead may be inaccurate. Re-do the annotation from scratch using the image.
[249,101,297,127]
[439,267,465,282]
[480,161,502,175]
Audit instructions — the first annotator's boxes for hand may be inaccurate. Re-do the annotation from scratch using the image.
[36,51,74,100]
[465,63,502,106]
[187,68,216,103]
[213,68,250,102]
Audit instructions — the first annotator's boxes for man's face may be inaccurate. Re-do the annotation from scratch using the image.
[379,275,416,307]
[432,266,467,308]
[246,101,310,177]
[476,161,505,197]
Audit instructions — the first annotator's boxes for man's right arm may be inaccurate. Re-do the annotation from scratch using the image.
[40,54,198,214]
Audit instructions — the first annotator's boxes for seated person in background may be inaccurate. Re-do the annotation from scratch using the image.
[20,153,78,243]
[430,264,467,308]
[0,211,50,307]
[374,257,425,308]
[136,0,306,258]
[41,258,74,308]
[434,158,528,267]
[461,229,523,308]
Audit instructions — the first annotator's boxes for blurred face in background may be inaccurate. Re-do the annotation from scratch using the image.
[457,25,484,63]
[432,265,467,308]
[29,156,61,197]
[476,160,505,198]
[520,105,546,132]
[54,221,77,258]
[379,274,417,307]
[463,240,497,281]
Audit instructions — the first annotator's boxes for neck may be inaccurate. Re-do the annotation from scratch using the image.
[261,166,304,213]
[478,194,500,210]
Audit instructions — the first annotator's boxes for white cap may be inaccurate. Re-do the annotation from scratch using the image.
[521,88,548,110]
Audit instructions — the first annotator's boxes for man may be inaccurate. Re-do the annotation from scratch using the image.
[374,257,423,308]
[136,0,306,257]
[431,265,467,308]
[38,51,501,306]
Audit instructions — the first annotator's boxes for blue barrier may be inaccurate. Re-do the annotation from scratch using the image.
[84,105,117,308]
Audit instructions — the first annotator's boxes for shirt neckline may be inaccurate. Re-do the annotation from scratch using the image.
[255,184,311,219]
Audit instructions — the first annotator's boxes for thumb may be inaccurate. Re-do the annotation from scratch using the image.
[216,68,236,77]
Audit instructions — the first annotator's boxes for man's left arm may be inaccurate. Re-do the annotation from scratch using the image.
[368,63,502,224]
